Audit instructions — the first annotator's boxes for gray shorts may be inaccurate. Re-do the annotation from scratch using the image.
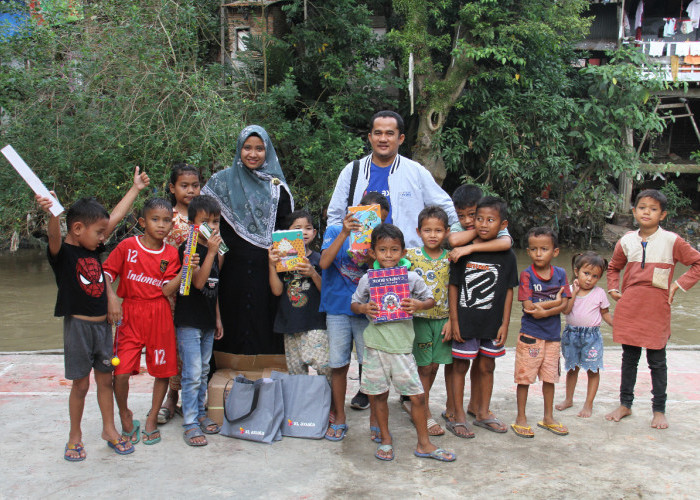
[64,316,114,380]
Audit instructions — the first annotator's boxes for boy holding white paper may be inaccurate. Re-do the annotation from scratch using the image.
[37,166,149,462]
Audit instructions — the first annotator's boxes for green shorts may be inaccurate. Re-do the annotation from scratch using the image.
[412,317,453,367]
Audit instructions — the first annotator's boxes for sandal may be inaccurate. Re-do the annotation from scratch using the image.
[445,421,475,439]
[510,423,535,438]
[537,421,569,436]
[324,423,348,441]
[183,427,208,446]
[198,416,221,435]
[375,444,394,461]
[142,428,161,445]
[427,418,445,436]
[106,437,135,455]
[370,425,382,443]
[414,448,456,462]
[64,442,86,462]
[121,419,140,444]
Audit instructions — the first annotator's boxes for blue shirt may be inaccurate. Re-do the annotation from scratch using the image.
[518,265,570,341]
[364,162,392,223]
[319,225,367,316]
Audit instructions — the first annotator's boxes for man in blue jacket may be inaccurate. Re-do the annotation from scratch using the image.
[326,111,457,249]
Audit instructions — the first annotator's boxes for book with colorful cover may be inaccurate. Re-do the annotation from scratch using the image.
[347,204,381,264]
[368,266,411,323]
[272,230,305,272]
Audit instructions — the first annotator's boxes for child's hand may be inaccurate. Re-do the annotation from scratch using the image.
[451,321,464,343]
[555,287,564,303]
[441,319,452,342]
[363,300,380,320]
[108,296,122,325]
[523,302,547,319]
[296,258,317,278]
[448,246,471,262]
[191,253,201,269]
[207,232,222,253]
[495,323,508,347]
[570,280,580,297]
[268,246,281,265]
[215,316,224,340]
[133,166,150,191]
[609,290,622,302]
[668,282,680,305]
[400,297,422,315]
[36,192,58,215]
[341,213,362,236]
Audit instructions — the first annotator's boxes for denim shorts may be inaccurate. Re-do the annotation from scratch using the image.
[561,325,604,373]
[326,314,368,368]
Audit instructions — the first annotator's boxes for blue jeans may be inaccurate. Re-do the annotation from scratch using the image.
[326,314,368,368]
[177,326,215,429]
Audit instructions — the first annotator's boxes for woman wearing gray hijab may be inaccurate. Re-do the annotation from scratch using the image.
[203,125,293,354]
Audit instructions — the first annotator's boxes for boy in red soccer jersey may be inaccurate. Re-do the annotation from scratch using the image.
[104,198,182,445]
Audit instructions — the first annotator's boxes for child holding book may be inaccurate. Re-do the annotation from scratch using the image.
[320,191,389,441]
[175,195,224,446]
[269,210,330,383]
[352,223,456,462]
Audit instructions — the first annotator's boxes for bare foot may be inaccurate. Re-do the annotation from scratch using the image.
[555,399,573,411]
[577,405,593,418]
[651,412,668,429]
[605,405,632,422]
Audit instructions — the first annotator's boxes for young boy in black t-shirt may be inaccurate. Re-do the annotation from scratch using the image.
[448,197,518,437]
[37,167,149,461]
[174,195,224,446]
[268,210,329,383]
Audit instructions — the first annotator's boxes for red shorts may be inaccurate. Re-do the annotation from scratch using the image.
[114,297,177,378]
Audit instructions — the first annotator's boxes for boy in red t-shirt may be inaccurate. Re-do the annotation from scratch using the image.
[104,198,182,445]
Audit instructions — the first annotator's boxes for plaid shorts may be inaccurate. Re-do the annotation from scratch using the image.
[360,347,424,396]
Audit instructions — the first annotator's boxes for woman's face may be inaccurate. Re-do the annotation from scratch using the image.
[241,135,266,170]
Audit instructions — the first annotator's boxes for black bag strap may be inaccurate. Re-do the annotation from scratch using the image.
[223,378,261,425]
[347,160,360,208]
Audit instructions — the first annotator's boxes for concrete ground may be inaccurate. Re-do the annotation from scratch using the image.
[1,348,699,499]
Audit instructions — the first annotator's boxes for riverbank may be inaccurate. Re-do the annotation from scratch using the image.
[2,348,699,498]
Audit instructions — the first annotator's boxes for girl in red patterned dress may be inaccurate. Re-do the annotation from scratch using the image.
[160,163,202,423]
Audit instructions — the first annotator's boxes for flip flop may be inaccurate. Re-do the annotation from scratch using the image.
[427,418,445,436]
[324,423,348,441]
[510,423,534,438]
[121,419,140,444]
[370,425,382,443]
[157,407,173,425]
[473,417,508,434]
[142,428,161,445]
[198,416,221,435]
[445,421,475,439]
[414,448,456,462]
[375,444,394,461]
[64,442,86,462]
[106,437,135,455]
[183,427,208,447]
[537,421,569,436]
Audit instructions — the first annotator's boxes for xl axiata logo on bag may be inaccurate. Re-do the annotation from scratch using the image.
[287,419,316,428]
[238,426,265,436]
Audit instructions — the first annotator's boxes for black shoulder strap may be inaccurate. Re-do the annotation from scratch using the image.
[223,378,260,424]
[347,160,360,208]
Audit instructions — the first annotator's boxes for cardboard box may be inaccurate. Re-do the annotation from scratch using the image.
[207,353,287,426]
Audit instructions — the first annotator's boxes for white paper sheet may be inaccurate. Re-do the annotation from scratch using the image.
[1,145,64,216]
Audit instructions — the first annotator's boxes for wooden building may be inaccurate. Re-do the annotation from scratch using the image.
[221,0,289,60]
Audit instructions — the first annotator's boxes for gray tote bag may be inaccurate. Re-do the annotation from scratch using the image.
[271,371,331,439]
[220,375,284,444]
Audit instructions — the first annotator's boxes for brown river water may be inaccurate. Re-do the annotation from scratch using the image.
[1,248,698,351]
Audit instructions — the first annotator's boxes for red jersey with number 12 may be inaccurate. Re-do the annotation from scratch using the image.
[103,236,181,300]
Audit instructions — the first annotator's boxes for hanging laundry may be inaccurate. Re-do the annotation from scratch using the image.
[676,42,691,56]
[663,18,677,38]
[687,0,700,29]
[681,20,695,34]
[635,0,644,30]
[690,42,700,55]
[648,41,665,57]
